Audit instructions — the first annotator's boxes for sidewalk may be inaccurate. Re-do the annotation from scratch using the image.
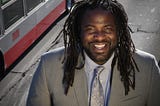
[119,0,160,60]
[119,0,160,33]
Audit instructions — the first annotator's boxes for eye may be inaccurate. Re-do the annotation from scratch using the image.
[84,26,96,34]
[103,26,114,34]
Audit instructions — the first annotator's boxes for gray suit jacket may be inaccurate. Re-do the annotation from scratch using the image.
[27,47,160,106]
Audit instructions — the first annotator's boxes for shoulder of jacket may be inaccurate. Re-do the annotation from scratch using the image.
[134,49,155,60]
[41,46,65,61]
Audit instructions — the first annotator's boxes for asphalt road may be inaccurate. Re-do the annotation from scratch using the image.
[0,0,160,106]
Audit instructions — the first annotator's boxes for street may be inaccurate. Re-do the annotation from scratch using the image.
[0,0,160,106]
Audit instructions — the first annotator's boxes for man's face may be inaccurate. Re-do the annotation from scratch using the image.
[80,8,118,65]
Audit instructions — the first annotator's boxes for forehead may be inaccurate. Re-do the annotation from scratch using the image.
[81,8,115,25]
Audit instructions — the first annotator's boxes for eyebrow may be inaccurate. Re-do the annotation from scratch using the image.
[83,25,94,27]
[83,24,114,28]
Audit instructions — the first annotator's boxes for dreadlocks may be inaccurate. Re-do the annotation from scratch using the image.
[55,0,139,95]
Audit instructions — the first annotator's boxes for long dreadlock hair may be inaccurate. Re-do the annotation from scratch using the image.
[55,0,139,95]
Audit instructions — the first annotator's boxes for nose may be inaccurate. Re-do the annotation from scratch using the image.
[93,31,106,41]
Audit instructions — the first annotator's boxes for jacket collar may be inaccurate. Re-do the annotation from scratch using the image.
[73,52,124,106]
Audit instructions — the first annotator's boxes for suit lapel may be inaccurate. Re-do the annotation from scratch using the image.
[72,53,125,106]
[108,62,124,106]
[72,53,88,106]
[73,68,88,106]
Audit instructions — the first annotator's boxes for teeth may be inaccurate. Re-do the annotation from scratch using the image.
[94,44,105,49]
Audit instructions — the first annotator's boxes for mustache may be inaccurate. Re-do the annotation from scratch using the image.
[90,40,112,46]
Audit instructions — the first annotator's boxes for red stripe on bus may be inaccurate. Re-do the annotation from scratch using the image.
[4,0,66,69]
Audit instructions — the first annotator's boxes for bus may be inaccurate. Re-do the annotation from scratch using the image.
[0,0,73,78]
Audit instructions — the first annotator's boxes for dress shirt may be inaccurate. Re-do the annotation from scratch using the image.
[84,52,114,106]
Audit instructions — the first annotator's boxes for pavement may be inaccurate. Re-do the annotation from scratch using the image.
[119,0,160,61]
[0,0,160,106]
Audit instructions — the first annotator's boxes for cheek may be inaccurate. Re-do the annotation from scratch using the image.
[81,34,92,44]
[80,34,86,47]
[113,36,118,43]
[110,35,118,46]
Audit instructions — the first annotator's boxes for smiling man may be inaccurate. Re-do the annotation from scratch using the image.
[80,8,117,65]
[27,0,160,106]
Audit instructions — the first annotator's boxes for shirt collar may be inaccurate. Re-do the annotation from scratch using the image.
[84,52,114,73]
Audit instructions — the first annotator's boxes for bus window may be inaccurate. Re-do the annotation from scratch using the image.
[26,0,42,13]
[2,0,24,29]
[1,0,11,5]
